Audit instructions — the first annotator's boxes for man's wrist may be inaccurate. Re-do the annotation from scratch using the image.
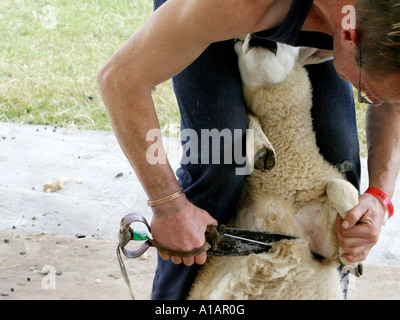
[365,187,394,219]
[151,192,188,217]
[148,188,185,207]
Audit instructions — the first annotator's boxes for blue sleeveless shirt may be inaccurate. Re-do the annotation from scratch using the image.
[252,0,333,50]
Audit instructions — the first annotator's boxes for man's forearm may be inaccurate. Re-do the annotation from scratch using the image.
[366,104,400,198]
[97,68,181,202]
[337,104,400,261]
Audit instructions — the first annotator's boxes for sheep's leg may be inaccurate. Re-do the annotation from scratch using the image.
[293,201,338,258]
[326,179,364,277]
[248,113,276,170]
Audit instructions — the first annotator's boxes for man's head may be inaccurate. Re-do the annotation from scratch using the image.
[357,0,400,78]
[332,0,400,105]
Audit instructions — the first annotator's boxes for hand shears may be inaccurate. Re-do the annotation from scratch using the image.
[118,213,297,259]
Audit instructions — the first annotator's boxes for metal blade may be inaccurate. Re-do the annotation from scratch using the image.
[206,225,297,256]
[207,235,272,256]
[222,233,273,247]
[222,226,297,243]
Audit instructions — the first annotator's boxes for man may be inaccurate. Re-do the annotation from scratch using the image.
[98,0,400,299]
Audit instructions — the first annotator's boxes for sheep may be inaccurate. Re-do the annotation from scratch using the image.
[188,35,361,300]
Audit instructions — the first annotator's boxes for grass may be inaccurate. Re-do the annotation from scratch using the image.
[0,0,179,136]
[0,0,367,156]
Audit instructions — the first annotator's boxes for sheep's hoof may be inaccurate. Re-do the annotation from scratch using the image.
[342,262,363,277]
[356,263,363,277]
[254,148,276,171]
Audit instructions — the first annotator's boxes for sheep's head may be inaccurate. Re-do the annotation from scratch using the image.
[235,34,299,87]
[234,34,333,88]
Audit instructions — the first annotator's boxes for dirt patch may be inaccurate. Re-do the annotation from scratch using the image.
[1,230,399,300]
[0,230,156,300]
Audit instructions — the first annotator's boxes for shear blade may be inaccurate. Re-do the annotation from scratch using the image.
[223,226,297,243]
[206,226,297,257]
[207,235,272,256]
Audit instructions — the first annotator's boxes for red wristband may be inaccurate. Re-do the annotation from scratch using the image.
[365,187,394,219]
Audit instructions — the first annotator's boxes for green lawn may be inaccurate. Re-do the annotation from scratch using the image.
[0,0,179,135]
[0,0,367,156]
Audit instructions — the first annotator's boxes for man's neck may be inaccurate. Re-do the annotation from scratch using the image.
[303,0,357,35]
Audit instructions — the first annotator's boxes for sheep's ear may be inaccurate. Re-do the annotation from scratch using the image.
[297,47,333,65]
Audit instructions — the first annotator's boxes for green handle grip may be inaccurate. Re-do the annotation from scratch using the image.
[133,230,148,241]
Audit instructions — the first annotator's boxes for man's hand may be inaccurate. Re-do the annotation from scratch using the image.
[336,193,386,263]
[150,198,217,266]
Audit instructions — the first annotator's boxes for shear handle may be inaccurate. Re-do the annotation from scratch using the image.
[119,213,153,259]
[119,213,212,259]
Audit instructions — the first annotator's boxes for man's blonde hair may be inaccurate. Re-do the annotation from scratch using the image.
[357,0,400,77]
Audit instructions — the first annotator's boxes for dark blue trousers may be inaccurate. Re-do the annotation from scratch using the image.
[152,0,360,300]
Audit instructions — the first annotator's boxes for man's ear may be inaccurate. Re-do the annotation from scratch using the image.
[342,27,359,44]
[339,27,360,55]
[298,47,333,65]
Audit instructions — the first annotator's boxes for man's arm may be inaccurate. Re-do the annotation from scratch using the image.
[366,104,400,198]
[98,0,287,265]
[337,104,400,262]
